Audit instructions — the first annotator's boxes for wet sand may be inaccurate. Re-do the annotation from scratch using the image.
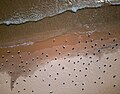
[0,5,120,47]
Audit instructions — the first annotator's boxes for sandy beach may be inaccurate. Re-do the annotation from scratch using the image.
[0,23,120,94]
[0,4,120,94]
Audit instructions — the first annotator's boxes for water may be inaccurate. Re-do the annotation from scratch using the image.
[0,0,119,25]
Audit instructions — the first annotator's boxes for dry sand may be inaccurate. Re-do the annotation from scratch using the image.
[0,23,120,94]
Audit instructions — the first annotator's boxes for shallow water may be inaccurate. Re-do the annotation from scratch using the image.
[0,0,119,25]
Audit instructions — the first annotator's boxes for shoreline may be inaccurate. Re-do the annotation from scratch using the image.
[0,1,119,25]
[0,5,120,48]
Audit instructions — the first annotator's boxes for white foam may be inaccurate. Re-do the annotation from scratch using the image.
[0,0,103,25]
[0,0,119,25]
[0,42,34,48]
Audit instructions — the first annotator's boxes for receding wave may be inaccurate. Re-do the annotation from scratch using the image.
[0,0,119,25]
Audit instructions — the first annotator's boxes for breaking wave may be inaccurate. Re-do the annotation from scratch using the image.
[0,0,119,25]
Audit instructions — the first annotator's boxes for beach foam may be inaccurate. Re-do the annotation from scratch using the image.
[0,0,119,25]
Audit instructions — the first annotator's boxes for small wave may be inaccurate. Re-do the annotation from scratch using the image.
[0,0,119,25]
[0,0,104,25]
